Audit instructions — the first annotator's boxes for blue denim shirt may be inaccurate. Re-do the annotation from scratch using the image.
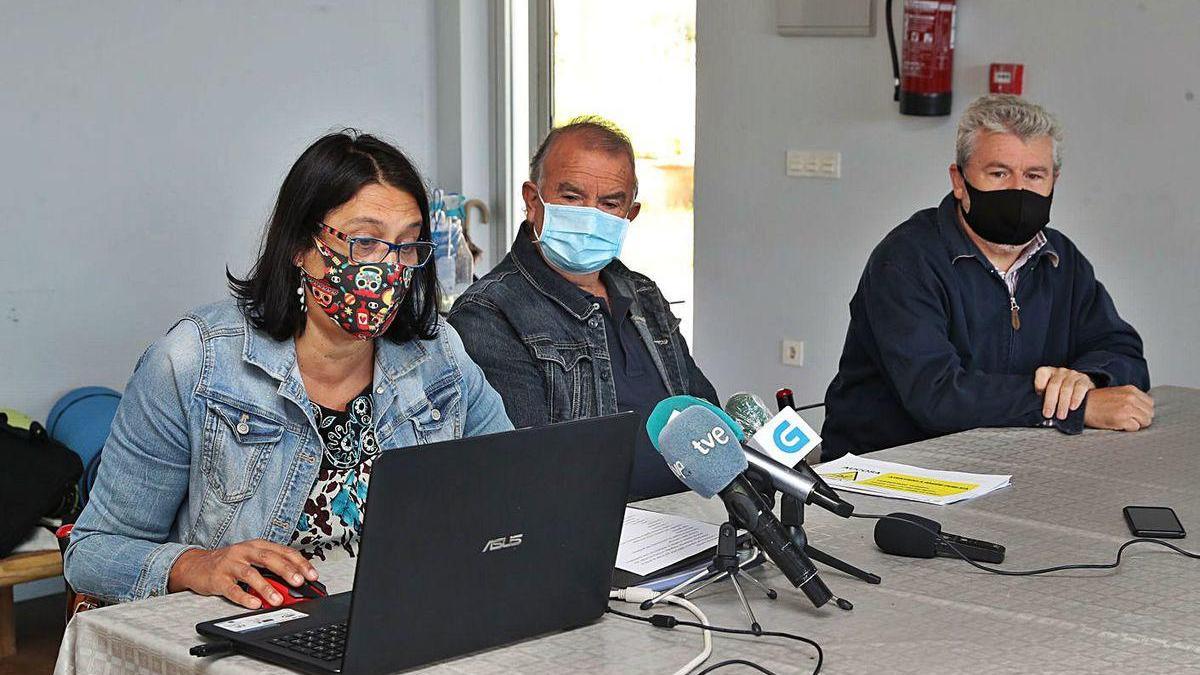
[64,299,511,603]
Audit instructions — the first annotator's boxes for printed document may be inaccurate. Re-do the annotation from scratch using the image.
[815,454,1011,505]
[615,508,719,576]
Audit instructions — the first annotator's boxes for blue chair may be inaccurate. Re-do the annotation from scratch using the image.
[46,387,121,507]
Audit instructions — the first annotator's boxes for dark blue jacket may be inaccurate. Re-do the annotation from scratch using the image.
[822,194,1150,459]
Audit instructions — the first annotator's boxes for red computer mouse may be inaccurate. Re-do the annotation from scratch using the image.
[237,567,327,607]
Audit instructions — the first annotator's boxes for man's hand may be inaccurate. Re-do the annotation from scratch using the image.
[1033,367,1096,420]
[168,539,318,609]
[1083,385,1155,431]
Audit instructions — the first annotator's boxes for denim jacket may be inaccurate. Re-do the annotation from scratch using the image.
[447,222,717,428]
[64,299,511,603]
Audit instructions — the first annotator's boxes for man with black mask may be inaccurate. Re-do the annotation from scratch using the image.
[822,94,1152,459]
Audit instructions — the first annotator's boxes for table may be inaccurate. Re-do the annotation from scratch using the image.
[1,547,63,657]
[54,386,1200,674]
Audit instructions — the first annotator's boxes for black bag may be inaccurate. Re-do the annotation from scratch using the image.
[0,412,83,557]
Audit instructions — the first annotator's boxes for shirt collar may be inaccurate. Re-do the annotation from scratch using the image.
[510,221,605,321]
[591,280,634,322]
[1006,230,1054,275]
[937,192,1060,269]
[241,311,429,387]
[242,314,298,382]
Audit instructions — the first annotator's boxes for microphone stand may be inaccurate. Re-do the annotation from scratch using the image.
[639,522,776,634]
[781,494,881,585]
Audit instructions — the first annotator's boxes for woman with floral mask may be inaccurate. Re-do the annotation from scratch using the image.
[65,131,512,609]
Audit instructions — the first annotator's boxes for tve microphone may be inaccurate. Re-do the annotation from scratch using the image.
[650,403,833,607]
[721,395,852,518]
[873,513,1006,564]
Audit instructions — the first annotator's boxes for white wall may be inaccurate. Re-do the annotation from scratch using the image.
[694,0,1200,414]
[0,1,440,422]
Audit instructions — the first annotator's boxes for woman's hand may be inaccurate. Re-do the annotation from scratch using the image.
[168,539,318,609]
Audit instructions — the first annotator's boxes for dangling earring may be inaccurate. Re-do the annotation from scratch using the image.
[297,268,307,312]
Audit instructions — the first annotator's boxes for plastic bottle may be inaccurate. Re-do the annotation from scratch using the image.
[453,219,474,294]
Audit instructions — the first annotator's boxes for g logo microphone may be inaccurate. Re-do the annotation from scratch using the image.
[773,421,810,453]
[754,407,821,467]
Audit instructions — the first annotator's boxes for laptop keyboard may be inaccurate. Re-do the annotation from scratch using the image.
[269,621,347,662]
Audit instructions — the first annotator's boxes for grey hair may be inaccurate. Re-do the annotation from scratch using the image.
[956,94,1064,172]
[530,115,638,195]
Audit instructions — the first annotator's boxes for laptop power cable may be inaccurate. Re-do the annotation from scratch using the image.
[609,586,826,674]
[610,588,712,675]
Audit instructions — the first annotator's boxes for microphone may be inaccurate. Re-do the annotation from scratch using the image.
[722,394,851,518]
[729,392,822,465]
[650,396,852,518]
[775,388,796,412]
[874,513,1006,564]
[724,392,772,437]
[648,402,833,608]
[665,395,852,517]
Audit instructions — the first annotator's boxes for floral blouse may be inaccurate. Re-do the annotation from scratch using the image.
[289,386,382,560]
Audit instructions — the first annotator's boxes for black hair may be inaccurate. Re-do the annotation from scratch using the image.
[529,115,638,194]
[228,130,439,342]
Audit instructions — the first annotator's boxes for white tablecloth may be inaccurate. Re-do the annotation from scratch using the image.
[55,386,1200,674]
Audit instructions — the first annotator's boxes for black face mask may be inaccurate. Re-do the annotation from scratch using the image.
[959,175,1053,246]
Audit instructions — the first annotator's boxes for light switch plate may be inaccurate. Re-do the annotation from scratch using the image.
[787,150,841,179]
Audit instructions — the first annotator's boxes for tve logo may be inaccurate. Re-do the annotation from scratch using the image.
[751,407,821,468]
[690,425,731,455]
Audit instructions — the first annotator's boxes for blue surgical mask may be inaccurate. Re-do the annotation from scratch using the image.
[534,191,631,274]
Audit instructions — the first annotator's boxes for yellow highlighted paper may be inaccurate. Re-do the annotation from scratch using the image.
[856,473,980,497]
[813,454,1010,504]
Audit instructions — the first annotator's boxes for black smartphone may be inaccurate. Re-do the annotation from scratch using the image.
[1123,506,1186,539]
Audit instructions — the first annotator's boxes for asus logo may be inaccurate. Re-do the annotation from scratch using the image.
[481,534,524,552]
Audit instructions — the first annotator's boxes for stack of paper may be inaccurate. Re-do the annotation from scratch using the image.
[815,454,1011,505]
[613,508,764,590]
[615,508,720,577]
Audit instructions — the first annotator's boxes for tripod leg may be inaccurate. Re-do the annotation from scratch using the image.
[805,545,881,585]
[679,570,730,599]
[738,570,778,600]
[640,566,717,610]
[680,548,762,600]
[726,573,762,635]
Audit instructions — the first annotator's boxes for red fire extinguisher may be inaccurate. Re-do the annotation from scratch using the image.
[887,0,956,116]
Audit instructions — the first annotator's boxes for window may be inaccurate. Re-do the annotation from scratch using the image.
[549,1,697,340]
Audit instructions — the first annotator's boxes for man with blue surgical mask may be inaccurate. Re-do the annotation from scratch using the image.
[449,116,719,500]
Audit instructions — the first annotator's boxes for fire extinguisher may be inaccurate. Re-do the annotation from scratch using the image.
[886,0,956,116]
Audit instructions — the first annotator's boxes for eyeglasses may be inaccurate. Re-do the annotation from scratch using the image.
[318,223,435,268]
